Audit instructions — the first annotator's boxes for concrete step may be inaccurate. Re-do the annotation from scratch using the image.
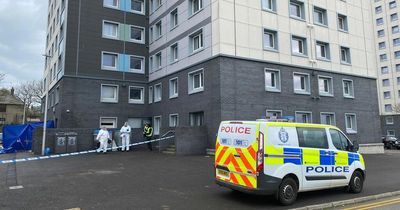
[165,148,176,152]
[162,151,176,155]
[206,149,215,156]
[168,145,176,148]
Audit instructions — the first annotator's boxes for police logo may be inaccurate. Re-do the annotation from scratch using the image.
[279,128,289,143]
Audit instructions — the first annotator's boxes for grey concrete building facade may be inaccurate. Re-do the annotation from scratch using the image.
[43,0,382,149]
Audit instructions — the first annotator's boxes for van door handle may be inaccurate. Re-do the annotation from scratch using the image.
[234,154,241,158]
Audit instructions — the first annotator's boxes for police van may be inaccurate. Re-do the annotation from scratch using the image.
[215,120,365,205]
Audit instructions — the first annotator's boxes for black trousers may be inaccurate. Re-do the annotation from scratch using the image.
[145,136,152,151]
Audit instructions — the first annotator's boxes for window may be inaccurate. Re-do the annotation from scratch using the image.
[343,79,354,98]
[380,54,388,61]
[391,13,398,21]
[316,41,330,60]
[375,6,382,14]
[385,104,393,112]
[130,56,144,72]
[100,117,117,129]
[169,77,178,98]
[189,111,204,126]
[263,29,278,50]
[170,8,178,29]
[295,111,312,123]
[345,113,357,133]
[131,0,144,14]
[330,129,351,151]
[397,64,400,72]
[262,0,276,12]
[155,21,162,39]
[293,73,310,94]
[378,29,385,37]
[266,110,282,119]
[103,21,119,39]
[390,1,397,9]
[149,56,154,71]
[101,84,118,103]
[104,0,118,8]
[190,30,203,53]
[129,86,144,104]
[379,42,386,50]
[297,128,328,149]
[397,77,400,85]
[394,38,400,46]
[381,66,389,74]
[393,26,400,34]
[396,51,400,59]
[318,76,333,96]
[320,113,336,125]
[289,0,305,20]
[169,114,179,127]
[130,26,145,43]
[155,52,162,69]
[0,104,6,112]
[153,116,161,135]
[291,36,307,55]
[383,79,390,87]
[340,47,351,64]
[386,116,394,125]
[154,83,162,102]
[314,7,327,26]
[102,52,118,70]
[376,18,384,26]
[170,44,178,63]
[149,86,153,104]
[384,91,391,99]
[151,0,162,12]
[188,69,204,94]
[150,27,153,42]
[338,14,348,32]
[388,130,396,136]
[190,0,203,16]
[265,69,281,92]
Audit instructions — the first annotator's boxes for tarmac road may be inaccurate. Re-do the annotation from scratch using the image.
[1,149,400,210]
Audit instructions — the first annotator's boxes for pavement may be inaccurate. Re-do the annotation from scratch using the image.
[329,195,400,210]
[1,150,400,210]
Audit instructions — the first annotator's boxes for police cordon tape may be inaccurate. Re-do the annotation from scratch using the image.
[0,136,175,165]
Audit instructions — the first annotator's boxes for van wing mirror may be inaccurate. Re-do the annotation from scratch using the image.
[352,140,360,152]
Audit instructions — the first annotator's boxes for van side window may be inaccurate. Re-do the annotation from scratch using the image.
[330,129,350,151]
[297,128,329,149]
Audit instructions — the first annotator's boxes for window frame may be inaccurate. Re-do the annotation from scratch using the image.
[337,13,348,32]
[293,72,311,95]
[103,0,119,9]
[169,113,179,127]
[295,111,313,123]
[102,20,119,40]
[297,127,329,149]
[129,55,145,73]
[170,8,179,30]
[263,28,278,51]
[342,79,354,98]
[154,83,162,102]
[313,6,328,26]
[149,86,153,104]
[386,116,394,125]
[169,77,179,99]
[345,113,357,134]
[131,0,145,15]
[100,84,119,103]
[189,29,204,54]
[188,69,204,94]
[189,0,203,17]
[130,25,145,44]
[261,0,277,12]
[340,46,351,64]
[153,115,162,135]
[169,43,179,63]
[320,112,336,125]
[266,109,283,119]
[99,117,118,129]
[289,0,305,20]
[291,35,307,56]
[318,75,334,97]
[101,51,119,71]
[315,41,330,60]
[265,68,281,92]
[128,86,145,104]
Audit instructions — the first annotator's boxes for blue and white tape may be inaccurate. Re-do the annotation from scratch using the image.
[0,136,174,165]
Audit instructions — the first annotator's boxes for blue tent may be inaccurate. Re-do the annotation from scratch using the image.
[1,121,54,154]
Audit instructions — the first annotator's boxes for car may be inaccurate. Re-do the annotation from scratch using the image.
[382,136,400,150]
[215,120,365,206]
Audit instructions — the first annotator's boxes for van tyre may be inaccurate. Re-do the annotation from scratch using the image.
[276,177,298,206]
[349,171,364,193]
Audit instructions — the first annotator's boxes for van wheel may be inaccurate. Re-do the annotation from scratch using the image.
[349,171,364,193]
[276,177,298,206]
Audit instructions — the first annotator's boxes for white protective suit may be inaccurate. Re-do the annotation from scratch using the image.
[120,125,132,151]
[96,129,110,153]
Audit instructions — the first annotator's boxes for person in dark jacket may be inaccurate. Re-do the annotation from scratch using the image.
[143,123,153,151]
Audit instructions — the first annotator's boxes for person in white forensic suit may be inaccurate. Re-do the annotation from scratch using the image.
[96,127,111,154]
[120,122,132,152]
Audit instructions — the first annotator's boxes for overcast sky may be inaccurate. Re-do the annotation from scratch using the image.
[0,0,47,88]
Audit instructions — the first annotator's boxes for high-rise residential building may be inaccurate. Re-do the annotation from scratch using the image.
[373,0,400,138]
[43,0,381,148]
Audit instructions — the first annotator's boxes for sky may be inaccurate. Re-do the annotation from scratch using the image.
[0,0,47,88]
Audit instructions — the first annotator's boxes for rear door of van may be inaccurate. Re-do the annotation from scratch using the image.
[215,122,259,189]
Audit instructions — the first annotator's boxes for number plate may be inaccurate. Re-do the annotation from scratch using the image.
[217,169,230,179]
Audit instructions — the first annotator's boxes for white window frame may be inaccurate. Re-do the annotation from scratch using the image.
[295,111,313,123]
[130,25,145,44]
[265,68,281,92]
[189,0,203,17]
[262,0,276,12]
[385,104,393,113]
[169,114,179,127]
[320,112,336,125]
[313,6,327,26]
[170,8,178,30]
[131,0,145,15]
[345,113,357,134]
[149,86,153,104]
[170,43,179,63]
[387,130,396,136]
[154,83,162,102]
[316,41,330,60]
[100,84,119,103]
[188,69,204,94]
[291,35,307,56]
[153,116,161,135]
[289,0,305,20]
[102,20,119,40]
[155,20,162,40]
[293,72,310,94]
[169,77,179,99]
[266,110,282,119]
[129,55,145,73]
[189,29,204,54]
[155,52,162,70]
[128,86,145,104]
[386,116,394,125]
[340,46,351,64]
[100,117,118,129]
[103,0,119,9]
[318,76,334,97]
[338,14,348,32]
[384,91,391,99]
[342,79,354,98]
[263,29,278,51]
[101,51,118,71]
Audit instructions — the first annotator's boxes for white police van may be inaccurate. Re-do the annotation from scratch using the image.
[215,121,365,205]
